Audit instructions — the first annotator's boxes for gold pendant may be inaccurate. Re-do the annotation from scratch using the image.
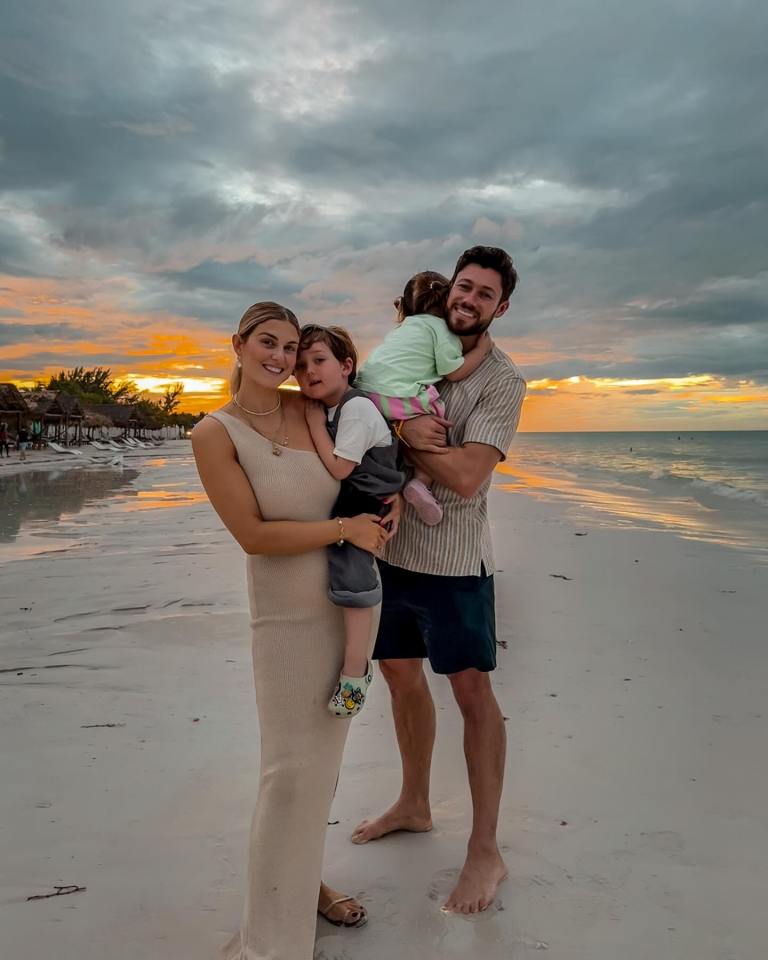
[272,442,282,456]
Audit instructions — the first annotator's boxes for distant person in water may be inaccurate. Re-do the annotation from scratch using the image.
[352,246,527,916]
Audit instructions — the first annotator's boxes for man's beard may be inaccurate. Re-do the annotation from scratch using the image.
[446,311,493,338]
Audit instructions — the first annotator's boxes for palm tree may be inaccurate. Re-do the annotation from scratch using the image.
[160,382,184,415]
[47,367,137,403]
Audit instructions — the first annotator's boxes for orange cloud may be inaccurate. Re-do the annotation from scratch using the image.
[511,371,767,431]
[0,273,234,411]
[706,394,768,404]
[2,275,766,425]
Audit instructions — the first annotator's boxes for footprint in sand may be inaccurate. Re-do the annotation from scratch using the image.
[313,937,355,960]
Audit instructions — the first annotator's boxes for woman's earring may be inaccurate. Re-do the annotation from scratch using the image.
[236,358,242,368]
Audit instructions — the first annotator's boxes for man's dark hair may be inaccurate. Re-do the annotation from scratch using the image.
[450,246,518,302]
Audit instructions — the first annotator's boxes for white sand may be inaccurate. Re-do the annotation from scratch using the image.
[1,454,766,959]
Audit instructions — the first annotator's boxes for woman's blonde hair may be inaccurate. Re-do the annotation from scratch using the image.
[394,270,449,324]
[230,302,301,395]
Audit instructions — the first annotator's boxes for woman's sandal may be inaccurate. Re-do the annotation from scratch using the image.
[317,894,368,928]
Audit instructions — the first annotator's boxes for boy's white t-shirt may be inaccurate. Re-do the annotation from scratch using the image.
[328,396,393,464]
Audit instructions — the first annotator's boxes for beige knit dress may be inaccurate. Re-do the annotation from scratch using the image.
[209,411,373,960]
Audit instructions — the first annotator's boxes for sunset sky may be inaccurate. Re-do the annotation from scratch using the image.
[1,1,766,429]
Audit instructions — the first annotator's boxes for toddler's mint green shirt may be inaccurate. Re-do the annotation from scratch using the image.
[356,313,464,399]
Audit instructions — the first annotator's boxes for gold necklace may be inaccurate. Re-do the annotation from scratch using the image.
[269,405,289,456]
[235,403,289,456]
[233,391,281,417]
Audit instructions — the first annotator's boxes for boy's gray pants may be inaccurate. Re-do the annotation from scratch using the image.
[328,541,381,608]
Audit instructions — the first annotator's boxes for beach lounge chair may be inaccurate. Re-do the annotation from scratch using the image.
[46,440,112,464]
[47,441,86,458]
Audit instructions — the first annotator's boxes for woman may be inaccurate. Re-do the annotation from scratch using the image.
[192,302,398,960]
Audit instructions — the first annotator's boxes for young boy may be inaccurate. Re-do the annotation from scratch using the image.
[295,324,404,718]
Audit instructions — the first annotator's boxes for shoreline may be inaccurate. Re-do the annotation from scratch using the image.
[3,437,765,564]
[0,439,191,478]
[2,434,765,572]
[1,456,767,958]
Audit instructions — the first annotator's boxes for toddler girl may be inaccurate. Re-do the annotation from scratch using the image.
[356,271,491,524]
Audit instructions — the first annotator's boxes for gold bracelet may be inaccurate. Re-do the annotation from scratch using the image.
[336,517,345,546]
[394,419,411,448]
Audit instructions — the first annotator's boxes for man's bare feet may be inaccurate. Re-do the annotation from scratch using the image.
[350,801,432,844]
[441,847,508,914]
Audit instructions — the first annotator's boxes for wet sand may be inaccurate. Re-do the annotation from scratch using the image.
[1,454,767,959]
[0,439,185,473]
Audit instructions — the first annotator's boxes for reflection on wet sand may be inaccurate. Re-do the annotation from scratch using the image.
[0,467,139,543]
[494,461,764,554]
[132,489,208,510]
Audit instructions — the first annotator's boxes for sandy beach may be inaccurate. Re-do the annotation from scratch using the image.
[1,449,767,960]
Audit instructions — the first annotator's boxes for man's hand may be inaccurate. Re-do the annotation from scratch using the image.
[304,399,327,430]
[400,415,453,454]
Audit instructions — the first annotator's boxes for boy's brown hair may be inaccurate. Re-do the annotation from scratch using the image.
[298,324,359,384]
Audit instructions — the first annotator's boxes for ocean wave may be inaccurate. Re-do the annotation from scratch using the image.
[688,478,768,508]
[643,468,768,508]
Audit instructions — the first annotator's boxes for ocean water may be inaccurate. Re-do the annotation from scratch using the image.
[0,456,206,563]
[495,431,768,556]
[2,436,766,564]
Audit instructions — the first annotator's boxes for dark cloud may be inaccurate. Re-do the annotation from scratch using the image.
[1,0,767,386]
[0,219,46,278]
[522,331,768,383]
[2,350,196,372]
[0,322,91,346]
[624,284,768,329]
[161,259,302,297]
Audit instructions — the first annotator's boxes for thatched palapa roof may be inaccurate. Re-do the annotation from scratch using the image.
[0,383,29,415]
[22,389,84,420]
[81,402,161,430]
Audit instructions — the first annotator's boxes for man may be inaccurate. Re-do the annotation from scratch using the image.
[31,418,44,450]
[352,246,526,915]
[17,424,30,462]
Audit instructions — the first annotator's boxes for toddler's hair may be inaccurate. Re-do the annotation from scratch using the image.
[298,324,359,385]
[394,271,449,324]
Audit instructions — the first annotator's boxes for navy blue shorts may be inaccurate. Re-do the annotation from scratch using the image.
[373,560,497,674]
